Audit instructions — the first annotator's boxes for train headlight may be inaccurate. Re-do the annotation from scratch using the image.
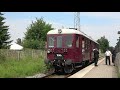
[47,49,51,53]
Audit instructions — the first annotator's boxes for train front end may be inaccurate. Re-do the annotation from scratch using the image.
[45,29,75,73]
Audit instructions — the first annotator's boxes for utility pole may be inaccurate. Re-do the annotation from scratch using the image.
[74,12,80,31]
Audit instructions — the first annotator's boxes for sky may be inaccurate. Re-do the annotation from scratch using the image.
[3,12,120,47]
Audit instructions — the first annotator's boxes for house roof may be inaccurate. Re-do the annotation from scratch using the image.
[10,42,23,50]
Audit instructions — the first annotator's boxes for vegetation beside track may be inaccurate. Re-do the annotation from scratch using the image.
[0,49,48,78]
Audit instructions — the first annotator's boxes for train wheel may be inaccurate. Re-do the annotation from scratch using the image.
[64,64,74,74]
[86,60,90,65]
[82,61,86,67]
[54,67,63,74]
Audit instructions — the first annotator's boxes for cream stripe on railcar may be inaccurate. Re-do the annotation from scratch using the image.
[47,29,98,44]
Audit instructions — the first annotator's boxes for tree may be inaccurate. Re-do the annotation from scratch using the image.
[23,17,53,49]
[16,38,22,45]
[109,46,114,52]
[97,36,109,53]
[0,12,12,49]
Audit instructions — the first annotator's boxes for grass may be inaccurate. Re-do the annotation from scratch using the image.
[118,73,120,78]
[115,64,120,78]
[0,53,47,78]
[116,66,120,78]
[0,50,105,78]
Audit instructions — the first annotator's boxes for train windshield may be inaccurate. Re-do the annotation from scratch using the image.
[64,35,73,48]
[48,36,55,48]
[57,36,62,48]
[48,35,73,48]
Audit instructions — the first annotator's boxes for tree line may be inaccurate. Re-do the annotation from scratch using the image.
[0,12,113,53]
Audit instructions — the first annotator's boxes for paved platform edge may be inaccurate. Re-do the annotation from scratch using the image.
[68,58,104,78]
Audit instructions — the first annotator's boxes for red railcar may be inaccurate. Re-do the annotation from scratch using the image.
[45,28,99,73]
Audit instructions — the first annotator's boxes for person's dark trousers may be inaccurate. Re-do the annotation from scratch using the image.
[106,56,110,65]
[94,57,98,66]
[112,55,115,66]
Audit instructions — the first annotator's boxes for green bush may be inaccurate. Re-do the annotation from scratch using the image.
[23,40,45,50]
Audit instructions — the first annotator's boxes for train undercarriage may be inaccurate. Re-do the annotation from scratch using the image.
[47,59,92,74]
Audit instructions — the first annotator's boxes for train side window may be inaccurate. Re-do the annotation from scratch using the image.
[76,35,79,48]
[48,36,55,48]
[87,40,90,49]
[64,35,73,48]
[82,38,85,53]
[90,41,91,45]
[82,38,85,48]
[85,39,87,50]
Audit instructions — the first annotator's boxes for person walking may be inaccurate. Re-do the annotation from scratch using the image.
[105,49,112,65]
[112,49,116,66]
[93,48,99,66]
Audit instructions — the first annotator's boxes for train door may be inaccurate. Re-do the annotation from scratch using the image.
[90,41,93,62]
[74,34,81,62]
[85,39,90,61]
[82,37,85,61]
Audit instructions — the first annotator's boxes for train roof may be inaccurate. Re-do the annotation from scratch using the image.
[47,29,98,44]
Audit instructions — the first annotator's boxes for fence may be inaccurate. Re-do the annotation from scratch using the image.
[115,52,120,75]
[0,49,46,60]
[114,37,120,76]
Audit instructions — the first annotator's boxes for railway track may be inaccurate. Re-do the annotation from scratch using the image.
[42,56,104,78]
[42,63,91,78]
[42,73,71,78]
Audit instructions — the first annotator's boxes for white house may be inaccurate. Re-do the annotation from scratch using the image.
[10,42,23,50]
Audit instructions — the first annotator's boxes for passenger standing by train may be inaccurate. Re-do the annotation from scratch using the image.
[93,48,99,66]
[112,49,116,66]
[105,49,112,65]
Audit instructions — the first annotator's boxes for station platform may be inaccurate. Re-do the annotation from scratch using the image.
[69,58,118,78]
